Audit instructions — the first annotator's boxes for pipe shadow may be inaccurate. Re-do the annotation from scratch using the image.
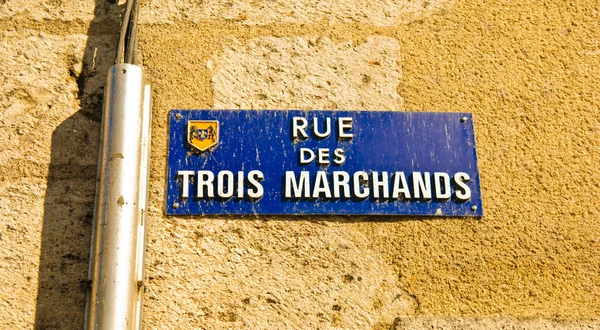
[34,1,121,328]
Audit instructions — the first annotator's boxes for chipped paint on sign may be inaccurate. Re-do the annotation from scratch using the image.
[166,110,483,216]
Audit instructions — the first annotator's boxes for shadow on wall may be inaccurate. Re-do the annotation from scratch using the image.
[34,1,121,328]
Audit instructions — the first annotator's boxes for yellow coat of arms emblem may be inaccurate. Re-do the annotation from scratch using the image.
[188,120,219,151]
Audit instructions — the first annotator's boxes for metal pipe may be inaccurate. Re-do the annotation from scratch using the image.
[85,63,151,330]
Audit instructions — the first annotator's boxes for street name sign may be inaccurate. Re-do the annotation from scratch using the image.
[166,110,483,216]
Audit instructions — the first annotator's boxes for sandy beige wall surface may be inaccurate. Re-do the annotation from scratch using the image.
[1,0,599,329]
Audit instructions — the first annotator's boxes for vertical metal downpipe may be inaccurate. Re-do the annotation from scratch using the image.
[85,63,151,330]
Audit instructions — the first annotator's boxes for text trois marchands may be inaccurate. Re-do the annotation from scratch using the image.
[177,116,472,202]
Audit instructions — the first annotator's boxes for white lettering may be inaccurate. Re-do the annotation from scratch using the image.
[217,170,234,199]
[353,171,370,199]
[247,170,264,199]
[299,148,316,164]
[332,171,350,198]
[237,171,244,198]
[372,171,389,199]
[285,171,310,198]
[318,148,330,165]
[178,170,195,198]
[391,172,411,199]
[333,148,346,165]
[313,117,331,138]
[412,172,432,200]
[434,172,451,200]
[312,171,332,198]
[337,117,353,139]
[453,172,471,201]
[197,170,215,198]
[292,117,308,139]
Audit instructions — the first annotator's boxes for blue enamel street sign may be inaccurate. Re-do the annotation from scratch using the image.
[166,110,483,216]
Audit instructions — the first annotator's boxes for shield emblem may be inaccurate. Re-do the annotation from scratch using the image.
[188,120,219,151]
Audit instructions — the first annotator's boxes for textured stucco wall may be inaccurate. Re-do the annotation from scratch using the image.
[1,0,599,329]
